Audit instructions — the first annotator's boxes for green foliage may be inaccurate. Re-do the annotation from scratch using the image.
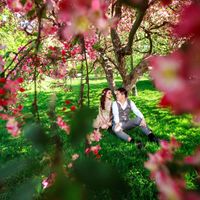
[0,9,30,54]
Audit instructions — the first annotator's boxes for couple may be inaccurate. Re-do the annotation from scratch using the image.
[93,87,159,147]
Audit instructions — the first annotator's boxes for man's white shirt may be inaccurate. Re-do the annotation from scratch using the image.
[112,99,144,124]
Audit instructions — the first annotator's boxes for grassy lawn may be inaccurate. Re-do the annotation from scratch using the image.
[0,76,200,200]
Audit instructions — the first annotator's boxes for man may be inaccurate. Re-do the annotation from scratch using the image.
[112,87,159,145]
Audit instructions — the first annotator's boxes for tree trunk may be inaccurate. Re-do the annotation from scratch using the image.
[99,53,116,92]
[132,85,138,96]
[123,57,150,92]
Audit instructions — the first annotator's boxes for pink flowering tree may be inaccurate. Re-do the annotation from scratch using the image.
[1,0,200,199]
[145,1,200,199]
[92,0,191,92]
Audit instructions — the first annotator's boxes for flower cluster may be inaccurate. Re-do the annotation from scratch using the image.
[145,137,200,200]
[7,0,34,13]
[149,3,200,125]
[85,129,102,159]
[0,73,24,136]
[67,153,80,168]
[87,129,102,143]
[57,0,113,37]
[57,116,70,134]
[85,144,101,159]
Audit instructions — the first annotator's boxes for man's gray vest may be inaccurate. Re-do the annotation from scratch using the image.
[116,99,131,123]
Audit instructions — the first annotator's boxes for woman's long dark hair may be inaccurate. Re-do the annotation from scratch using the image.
[100,88,111,110]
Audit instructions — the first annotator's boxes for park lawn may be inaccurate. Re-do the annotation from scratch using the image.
[0,77,200,200]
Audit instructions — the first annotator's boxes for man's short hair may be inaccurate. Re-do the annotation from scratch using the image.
[116,87,128,98]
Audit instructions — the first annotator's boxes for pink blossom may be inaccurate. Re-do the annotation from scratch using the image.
[85,147,91,154]
[90,144,101,155]
[57,116,70,134]
[58,0,112,36]
[149,53,185,93]
[0,78,6,83]
[42,173,56,189]
[155,170,185,200]
[88,130,102,142]
[68,162,73,168]
[145,137,180,174]
[184,148,200,165]
[0,113,9,120]
[44,0,56,10]
[6,117,21,137]
[42,22,58,36]
[0,88,6,95]
[7,0,23,12]
[174,4,200,38]
[4,80,20,93]
[182,192,200,200]
[72,153,79,161]
[7,0,33,13]
[149,45,200,116]
[85,145,101,158]
[0,56,5,72]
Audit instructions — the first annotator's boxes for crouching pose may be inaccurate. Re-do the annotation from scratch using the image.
[112,87,159,145]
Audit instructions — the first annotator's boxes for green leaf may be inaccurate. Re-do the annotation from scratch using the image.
[69,106,96,146]
[23,123,49,151]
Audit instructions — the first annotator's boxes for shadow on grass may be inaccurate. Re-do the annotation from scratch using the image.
[136,79,156,91]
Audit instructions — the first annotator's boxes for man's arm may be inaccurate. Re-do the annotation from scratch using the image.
[112,102,122,131]
[112,101,120,124]
[130,100,146,127]
[130,100,144,119]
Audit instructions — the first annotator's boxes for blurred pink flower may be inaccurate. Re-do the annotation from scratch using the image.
[145,137,180,174]
[0,56,5,72]
[57,116,70,134]
[90,144,101,155]
[174,4,200,38]
[41,22,58,36]
[85,147,91,154]
[6,117,21,137]
[88,130,102,142]
[58,0,112,36]
[85,145,101,156]
[184,148,200,165]
[150,53,185,93]
[68,162,73,168]
[149,44,200,116]
[155,170,185,200]
[7,0,33,13]
[72,153,79,161]
[42,173,56,189]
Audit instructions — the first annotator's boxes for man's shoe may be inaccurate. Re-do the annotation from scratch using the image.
[130,139,143,149]
[136,141,144,149]
[148,133,159,144]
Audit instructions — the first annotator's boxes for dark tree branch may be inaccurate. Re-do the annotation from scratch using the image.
[32,1,46,121]
[124,2,149,55]
[110,1,123,53]
[3,40,35,76]
[5,47,34,79]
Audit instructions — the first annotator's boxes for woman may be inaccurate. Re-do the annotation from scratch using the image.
[93,88,113,130]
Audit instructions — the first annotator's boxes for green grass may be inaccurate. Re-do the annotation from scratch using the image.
[0,77,200,199]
